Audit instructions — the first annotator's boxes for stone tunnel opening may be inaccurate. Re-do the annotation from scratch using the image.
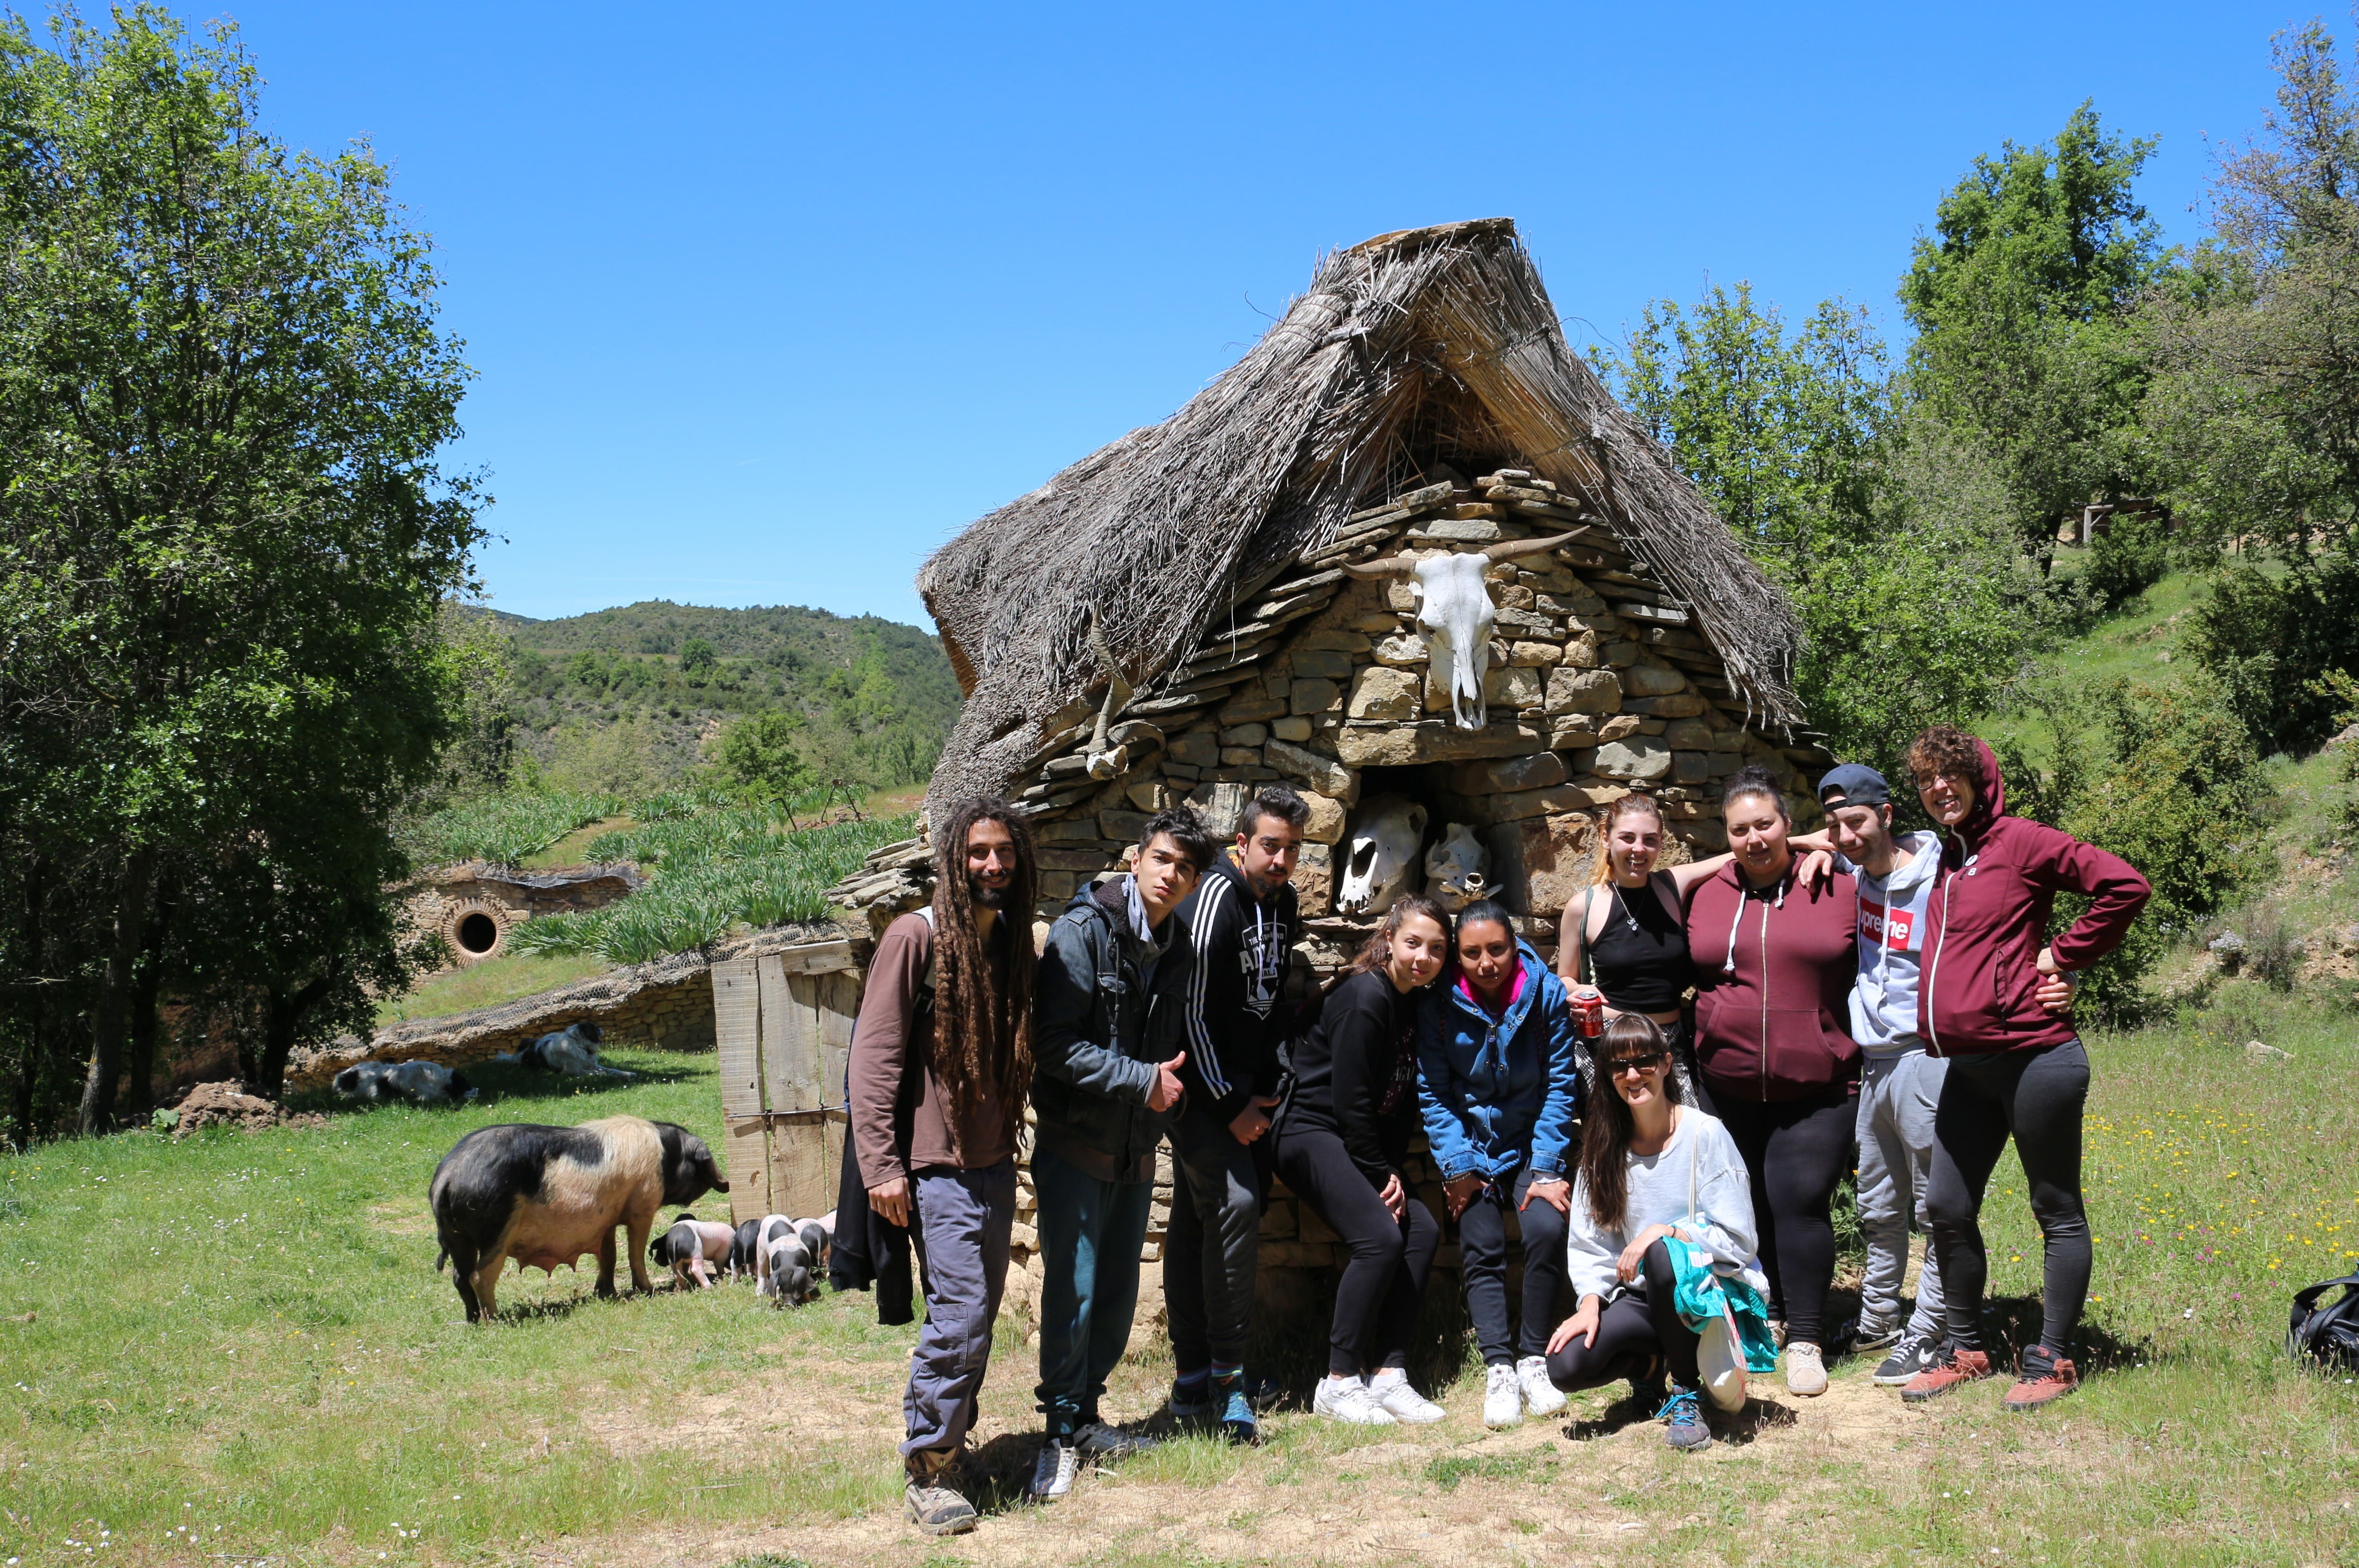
[455,912,500,955]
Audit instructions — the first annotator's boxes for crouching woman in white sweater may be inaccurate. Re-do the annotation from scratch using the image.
[1546,1015,1766,1451]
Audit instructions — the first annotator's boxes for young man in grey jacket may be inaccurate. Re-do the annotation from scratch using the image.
[1813,764,1949,1385]
[1028,806,1213,1501]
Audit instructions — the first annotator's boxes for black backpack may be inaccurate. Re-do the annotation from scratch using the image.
[2288,1273,2359,1371]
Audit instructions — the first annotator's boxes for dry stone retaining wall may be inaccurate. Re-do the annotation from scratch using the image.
[288,920,843,1093]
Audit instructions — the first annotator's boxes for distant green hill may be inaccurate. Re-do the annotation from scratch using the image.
[466,601,960,798]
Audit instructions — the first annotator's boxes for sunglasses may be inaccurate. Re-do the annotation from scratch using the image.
[1608,1053,1668,1077]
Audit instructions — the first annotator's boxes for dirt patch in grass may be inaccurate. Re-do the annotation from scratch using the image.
[529,1362,1946,1568]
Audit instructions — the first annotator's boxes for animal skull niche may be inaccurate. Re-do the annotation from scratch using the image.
[1344,531,1583,729]
[1337,795,1427,916]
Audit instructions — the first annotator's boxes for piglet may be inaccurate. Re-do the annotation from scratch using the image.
[649,1214,735,1289]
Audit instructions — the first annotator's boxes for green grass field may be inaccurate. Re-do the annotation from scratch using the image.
[3,997,2356,1566]
[371,952,616,1027]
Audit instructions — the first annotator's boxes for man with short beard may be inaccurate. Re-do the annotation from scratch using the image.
[850,797,1039,1536]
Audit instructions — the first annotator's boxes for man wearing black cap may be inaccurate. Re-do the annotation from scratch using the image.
[1805,763,1950,1385]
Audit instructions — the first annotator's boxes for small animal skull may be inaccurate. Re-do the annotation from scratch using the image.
[1424,823,1490,913]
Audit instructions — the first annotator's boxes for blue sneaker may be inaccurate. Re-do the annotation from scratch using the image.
[1214,1378,1259,1445]
[1656,1383,1714,1451]
[1168,1376,1213,1419]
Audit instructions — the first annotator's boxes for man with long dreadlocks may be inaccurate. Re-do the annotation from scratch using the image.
[850,796,1039,1537]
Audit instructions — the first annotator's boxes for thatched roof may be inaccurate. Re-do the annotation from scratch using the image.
[919,218,1804,809]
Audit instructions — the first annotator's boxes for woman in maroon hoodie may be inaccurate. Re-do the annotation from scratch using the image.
[1685,763,1859,1397]
[1898,726,2150,1413]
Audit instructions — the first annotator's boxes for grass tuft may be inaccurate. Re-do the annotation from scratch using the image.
[508,814,912,964]
[410,791,626,866]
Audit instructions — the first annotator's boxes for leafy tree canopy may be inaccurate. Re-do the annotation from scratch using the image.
[0,7,479,1122]
[1902,102,2169,561]
[1602,287,2029,771]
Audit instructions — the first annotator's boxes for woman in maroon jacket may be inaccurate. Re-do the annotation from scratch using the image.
[1900,727,2151,1413]
[1685,763,1859,1397]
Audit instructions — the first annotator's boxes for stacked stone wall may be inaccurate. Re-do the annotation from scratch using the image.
[288,920,841,1092]
[1008,485,1826,974]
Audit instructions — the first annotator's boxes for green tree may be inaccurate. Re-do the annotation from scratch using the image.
[2135,23,2359,559]
[0,9,478,1132]
[1606,288,2029,768]
[712,711,810,800]
[1615,283,1886,581]
[2136,22,2359,750]
[679,638,717,678]
[1903,102,2167,565]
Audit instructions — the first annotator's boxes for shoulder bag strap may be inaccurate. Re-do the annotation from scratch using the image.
[1578,884,1597,986]
[1683,1109,1700,1245]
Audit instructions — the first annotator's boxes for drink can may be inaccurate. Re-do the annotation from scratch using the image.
[1571,985,1605,1038]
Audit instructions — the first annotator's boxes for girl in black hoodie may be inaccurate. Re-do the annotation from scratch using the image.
[1272,893,1453,1426]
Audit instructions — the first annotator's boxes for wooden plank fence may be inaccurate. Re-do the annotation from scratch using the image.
[710,936,865,1225]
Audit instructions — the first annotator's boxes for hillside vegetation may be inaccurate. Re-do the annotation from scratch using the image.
[454,600,961,801]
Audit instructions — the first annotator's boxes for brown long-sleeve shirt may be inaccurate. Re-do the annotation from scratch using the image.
[849,910,1018,1187]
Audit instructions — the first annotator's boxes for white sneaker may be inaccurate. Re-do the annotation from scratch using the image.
[1516,1355,1568,1417]
[1482,1362,1523,1429]
[1312,1374,1397,1426]
[1367,1368,1445,1424]
[1028,1438,1080,1502]
[1783,1340,1828,1397]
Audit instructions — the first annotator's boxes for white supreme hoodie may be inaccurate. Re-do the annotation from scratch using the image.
[1837,829,1941,1054]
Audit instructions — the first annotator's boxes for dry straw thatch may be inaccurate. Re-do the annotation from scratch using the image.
[919,218,1803,810]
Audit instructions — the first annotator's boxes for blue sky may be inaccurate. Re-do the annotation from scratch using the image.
[199,0,2298,629]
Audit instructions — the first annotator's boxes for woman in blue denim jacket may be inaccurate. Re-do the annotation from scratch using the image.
[1417,899,1582,1429]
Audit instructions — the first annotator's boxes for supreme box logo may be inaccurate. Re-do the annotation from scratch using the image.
[1861,898,1915,952]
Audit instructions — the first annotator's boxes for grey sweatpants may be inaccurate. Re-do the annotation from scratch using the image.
[1163,1106,1261,1374]
[902,1158,1016,1458]
[1856,1049,1945,1339]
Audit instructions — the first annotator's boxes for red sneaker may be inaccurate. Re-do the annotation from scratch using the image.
[1900,1345,1993,1403]
[2002,1348,2078,1412]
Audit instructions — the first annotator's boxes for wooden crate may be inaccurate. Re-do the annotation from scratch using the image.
[711,939,864,1227]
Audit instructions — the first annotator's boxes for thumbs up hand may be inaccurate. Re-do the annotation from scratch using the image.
[1146,1052,1187,1112]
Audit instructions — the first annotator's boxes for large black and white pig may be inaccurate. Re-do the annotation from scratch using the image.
[496,1022,634,1079]
[334,1060,476,1107]
[429,1115,726,1322]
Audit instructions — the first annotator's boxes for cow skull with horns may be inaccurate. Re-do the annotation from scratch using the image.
[1343,531,1582,729]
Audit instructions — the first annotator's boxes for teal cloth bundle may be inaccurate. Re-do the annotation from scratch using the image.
[1663,1235,1780,1374]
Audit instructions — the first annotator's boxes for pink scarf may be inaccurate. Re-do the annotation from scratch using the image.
[1457,962,1526,1019]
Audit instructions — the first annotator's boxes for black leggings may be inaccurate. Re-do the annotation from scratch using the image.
[1274,1128,1441,1377]
[1715,1090,1852,1346]
[1925,1039,2091,1355]
[1545,1239,1700,1392]
[1454,1165,1572,1364]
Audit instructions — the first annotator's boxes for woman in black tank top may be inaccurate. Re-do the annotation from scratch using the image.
[1559,794,1834,1107]
[1557,795,1747,1106]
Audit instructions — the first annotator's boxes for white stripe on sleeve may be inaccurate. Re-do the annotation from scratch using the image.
[1186,877,1233,1095]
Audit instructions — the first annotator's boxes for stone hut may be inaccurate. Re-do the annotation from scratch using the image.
[403,861,643,966]
[828,219,1831,1347]
[844,217,1828,964]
